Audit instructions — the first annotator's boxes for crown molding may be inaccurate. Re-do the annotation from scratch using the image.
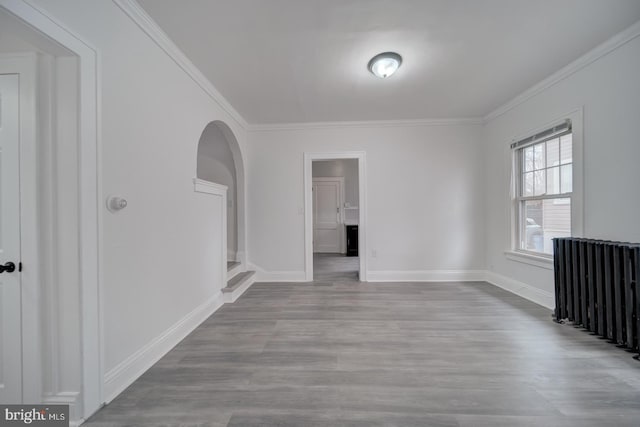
[484,19,640,123]
[247,117,484,132]
[112,0,248,129]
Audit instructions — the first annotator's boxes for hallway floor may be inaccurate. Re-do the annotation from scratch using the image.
[313,253,359,282]
[86,281,640,426]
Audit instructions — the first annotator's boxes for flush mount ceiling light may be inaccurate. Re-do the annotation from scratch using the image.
[368,52,402,78]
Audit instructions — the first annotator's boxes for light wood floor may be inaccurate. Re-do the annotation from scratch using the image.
[86,277,640,426]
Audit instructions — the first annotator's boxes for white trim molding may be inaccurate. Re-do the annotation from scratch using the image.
[484,271,554,309]
[222,272,255,303]
[304,152,367,282]
[193,177,228,299]
[0,0,103,419]
[248,117,483,132]
[43,392,81,422]
[193,177,228,195]
[42,391,81,405]
[504,251,553,270]
[112,0,248,129]
[485,19,640,122]
[247,262,306,283]
[103,292,225,403]
[367,270,485,282]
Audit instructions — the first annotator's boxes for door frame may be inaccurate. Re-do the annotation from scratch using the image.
[304,152,367,281]
[312,176,346,254]
[0,0,102,419]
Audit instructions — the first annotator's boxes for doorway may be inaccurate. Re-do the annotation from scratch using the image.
[0,3,101,420]
[304,152,367,282]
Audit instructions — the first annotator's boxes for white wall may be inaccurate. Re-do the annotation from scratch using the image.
[197,122,238,259]
[247,124,485,277]
[483,33,640,297]
[27,0,248,411]
[312,159,359,208]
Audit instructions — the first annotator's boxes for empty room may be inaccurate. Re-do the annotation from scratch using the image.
[1,1,640,426]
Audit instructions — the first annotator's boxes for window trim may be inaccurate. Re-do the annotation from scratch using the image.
[508,108,584,264]
[504,250,554,270]
[514,130,573,256]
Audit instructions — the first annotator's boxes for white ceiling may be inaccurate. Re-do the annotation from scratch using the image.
[138,0,640,124]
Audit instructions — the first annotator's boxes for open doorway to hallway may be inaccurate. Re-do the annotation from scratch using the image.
[312,159,360,282]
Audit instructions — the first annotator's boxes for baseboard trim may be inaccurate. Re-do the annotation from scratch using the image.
[103,292,225,403]
[484,271,554,309]
[43,390,80,405]
[367,269,485,282]
[247,263,306,282]
[257,270,306,282]
[43,391,81,423]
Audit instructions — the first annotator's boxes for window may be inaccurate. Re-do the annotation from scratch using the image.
[512,121,572,256]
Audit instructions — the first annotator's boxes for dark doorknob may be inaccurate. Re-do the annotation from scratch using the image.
[0,262,16,273]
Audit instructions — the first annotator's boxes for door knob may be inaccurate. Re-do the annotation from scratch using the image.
[0,262,16,273]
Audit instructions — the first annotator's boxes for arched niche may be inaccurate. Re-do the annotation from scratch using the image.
[196,120,246,263]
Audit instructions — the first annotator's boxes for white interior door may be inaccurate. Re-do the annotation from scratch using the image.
[313,179,342,253]
[0,74,22,404]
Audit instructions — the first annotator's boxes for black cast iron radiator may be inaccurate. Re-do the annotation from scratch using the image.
[552,238,640,359]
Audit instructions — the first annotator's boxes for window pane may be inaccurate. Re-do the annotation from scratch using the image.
[547,166,560,194]
[547,138,560,166]
[560,134,572,165]
[541,198,571,254]
[523,172,534,196]
[523,200,543,251]
[523,146,534,172]
[534,170,546,196]
[534,143,545,170]
[522,198,571,255]
[561,164,572,193]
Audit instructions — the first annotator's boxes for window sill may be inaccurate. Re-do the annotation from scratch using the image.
[504,250,553,270]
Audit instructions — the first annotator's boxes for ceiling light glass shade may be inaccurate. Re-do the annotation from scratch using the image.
[368,52,402,78]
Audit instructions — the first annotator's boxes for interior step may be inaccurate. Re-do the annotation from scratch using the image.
[227,261,242,281]
[227,261,240,271]
[222,270,255,303]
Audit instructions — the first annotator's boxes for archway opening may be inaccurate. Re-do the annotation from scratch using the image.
[196,121,244,263]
